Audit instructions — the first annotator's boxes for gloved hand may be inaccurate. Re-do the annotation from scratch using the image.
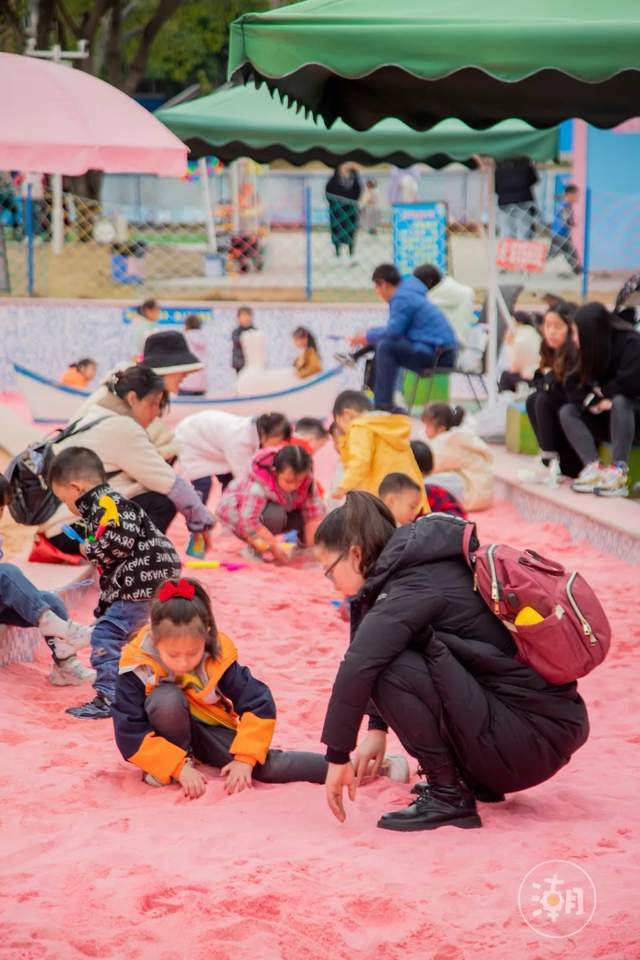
[168,476,215,532]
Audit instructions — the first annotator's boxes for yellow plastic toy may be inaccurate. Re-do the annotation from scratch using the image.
[514,606,545,626]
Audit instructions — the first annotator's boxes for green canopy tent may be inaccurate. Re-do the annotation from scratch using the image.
[156,83,559,167]
[228,0,640,131]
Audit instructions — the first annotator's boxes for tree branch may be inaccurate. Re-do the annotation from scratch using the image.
[36,0,56,48]
[2,1,27,44]
[123,0,182,95]
[79,0,115,47]
[55,0,82,39]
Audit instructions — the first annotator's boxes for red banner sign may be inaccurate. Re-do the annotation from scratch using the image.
[496,239,549,273]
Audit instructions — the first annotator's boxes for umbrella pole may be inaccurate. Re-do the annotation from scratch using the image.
[484,164,498,405]
[199,157,217,253]
[51,173,64,255]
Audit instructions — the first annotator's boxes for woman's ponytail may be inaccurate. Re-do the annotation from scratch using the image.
[422,402,465,431]
[451,405,466,428]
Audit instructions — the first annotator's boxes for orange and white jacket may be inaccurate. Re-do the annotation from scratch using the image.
[112,627,276,783]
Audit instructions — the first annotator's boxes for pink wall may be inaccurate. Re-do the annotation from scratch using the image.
[571,120,589,260]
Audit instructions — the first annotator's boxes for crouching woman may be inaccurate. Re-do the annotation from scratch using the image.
[314,493,589,831]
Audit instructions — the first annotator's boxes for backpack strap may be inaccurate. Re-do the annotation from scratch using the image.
[461,520,479,569]
[55,414,113,444]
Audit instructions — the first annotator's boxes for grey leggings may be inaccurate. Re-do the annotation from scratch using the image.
[146,684,327,784]
[559,395,638,467]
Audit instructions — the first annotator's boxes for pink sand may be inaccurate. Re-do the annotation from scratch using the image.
[0,503,638,959]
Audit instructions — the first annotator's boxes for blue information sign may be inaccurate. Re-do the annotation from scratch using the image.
[122,306,213,326]
[392,202,448,275]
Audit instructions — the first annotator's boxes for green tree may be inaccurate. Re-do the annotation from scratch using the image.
[0,0,274,96]
[0,0,292,196]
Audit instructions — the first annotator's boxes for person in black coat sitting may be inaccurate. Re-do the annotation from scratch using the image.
[559,302,640,498]
[314,492,589,832]
[525,300,583,482]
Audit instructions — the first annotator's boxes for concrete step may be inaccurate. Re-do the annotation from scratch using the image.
[491,447,640,564]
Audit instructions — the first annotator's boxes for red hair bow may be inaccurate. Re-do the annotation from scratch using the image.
[158,579,196,603]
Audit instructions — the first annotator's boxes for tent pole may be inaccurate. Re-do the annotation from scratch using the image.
[485,163,498,405]
[199,157,217,253]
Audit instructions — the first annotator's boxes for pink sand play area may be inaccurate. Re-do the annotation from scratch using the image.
[0,500,638,959]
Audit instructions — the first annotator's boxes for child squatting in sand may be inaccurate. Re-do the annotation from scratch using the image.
[112,578,329,797]
[216,444,325,563]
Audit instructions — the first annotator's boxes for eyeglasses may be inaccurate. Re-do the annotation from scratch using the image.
[323,552,345,580]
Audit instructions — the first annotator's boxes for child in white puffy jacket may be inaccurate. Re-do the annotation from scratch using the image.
[422,403,494,511]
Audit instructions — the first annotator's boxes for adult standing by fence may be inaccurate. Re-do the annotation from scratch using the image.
[325,164,362,262]
[495,157,539,240]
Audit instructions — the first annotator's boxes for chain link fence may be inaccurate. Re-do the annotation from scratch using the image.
[0,167,611,304]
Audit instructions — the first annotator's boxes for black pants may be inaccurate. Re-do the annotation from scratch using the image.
[261,504,304,541]
[146,684,327,784]
[192,473,234,505]
[525,390,584,478]
[372,649,458,781]
[49,491,177,555]
[548,233,581,273]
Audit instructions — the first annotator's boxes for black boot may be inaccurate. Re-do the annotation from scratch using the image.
[378,783,482,832]
[411,780,505,804]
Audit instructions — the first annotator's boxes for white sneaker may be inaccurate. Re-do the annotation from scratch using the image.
[594,464,629,498]
[380,754,410,783]
[47,621,92,660]
[571,461,604,494]
[143,772,167,787]
[546,458,562,488]
[517,459,560,486]
[48,656,96,686]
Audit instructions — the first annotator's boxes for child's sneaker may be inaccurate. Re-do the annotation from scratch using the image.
[48,656,96,686]
[571,461,604,494]
[66,693,111,719]
[380,754,410,783]
[143,772,167,787]
[594,463,630,498]
[334,352,356,368]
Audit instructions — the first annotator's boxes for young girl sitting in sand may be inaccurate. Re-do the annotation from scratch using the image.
[60,358,97,389]
[112,578,328,798]
[422,402,493,511]
[217,444,325,563]
[292,326,323,379]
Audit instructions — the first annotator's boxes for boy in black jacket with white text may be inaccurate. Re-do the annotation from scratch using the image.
[49,446,181,719]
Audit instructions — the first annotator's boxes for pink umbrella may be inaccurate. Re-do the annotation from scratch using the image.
[0,52,187,175]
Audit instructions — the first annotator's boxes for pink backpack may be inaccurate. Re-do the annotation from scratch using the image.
[462,522,611,684]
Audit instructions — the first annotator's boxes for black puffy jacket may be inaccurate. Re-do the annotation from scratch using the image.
[321,515,589,794]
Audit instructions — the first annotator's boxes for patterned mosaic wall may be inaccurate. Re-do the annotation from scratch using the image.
[0,301,384,394]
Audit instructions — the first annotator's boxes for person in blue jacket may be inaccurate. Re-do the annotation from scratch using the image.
[360,264,458,409]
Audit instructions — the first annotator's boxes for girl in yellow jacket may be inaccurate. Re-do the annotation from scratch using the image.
[112,578,327,798]
[422,403,494,511]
